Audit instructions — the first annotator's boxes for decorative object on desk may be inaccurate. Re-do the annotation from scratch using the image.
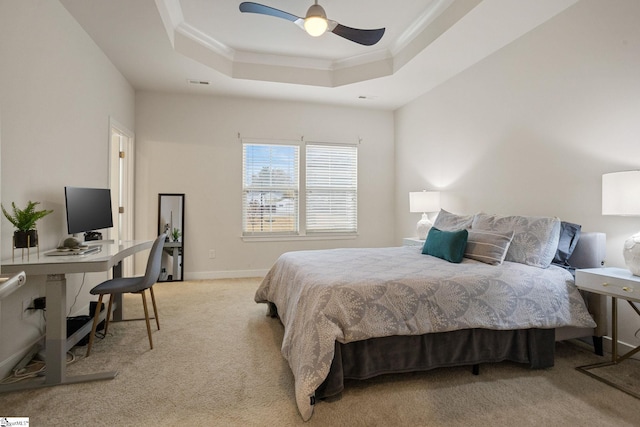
[409,191,441,240]
[158,193,185,281]
[56,237,90,253]
[2,201,53,247]
[602,171,640,276]
[62,237,81,248]
[2,200,53,261]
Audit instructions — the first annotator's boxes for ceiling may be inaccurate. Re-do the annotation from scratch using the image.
[59,0,578,110]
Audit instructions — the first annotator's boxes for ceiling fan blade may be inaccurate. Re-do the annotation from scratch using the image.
[331,23,385,46]
[239,2,301,23]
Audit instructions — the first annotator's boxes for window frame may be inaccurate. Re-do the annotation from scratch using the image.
[242,140,300,237]
[241,138,358,241]
[305,143,358,235]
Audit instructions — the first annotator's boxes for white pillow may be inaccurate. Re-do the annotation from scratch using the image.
[432,209,475,231]
[472,213,561,268]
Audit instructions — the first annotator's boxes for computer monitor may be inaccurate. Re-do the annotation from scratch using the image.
[64,186,114,240]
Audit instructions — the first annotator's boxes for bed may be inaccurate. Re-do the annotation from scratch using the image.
[255,211,607,420]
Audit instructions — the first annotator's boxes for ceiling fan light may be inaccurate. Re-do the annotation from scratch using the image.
[304,4,328,37]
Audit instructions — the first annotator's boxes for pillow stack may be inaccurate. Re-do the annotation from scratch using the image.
[421,209,574,269]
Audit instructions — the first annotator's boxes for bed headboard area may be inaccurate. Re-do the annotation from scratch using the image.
[567,231,606,269]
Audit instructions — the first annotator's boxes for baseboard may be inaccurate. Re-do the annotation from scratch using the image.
[601,335,640,360]
[185,269,269,280]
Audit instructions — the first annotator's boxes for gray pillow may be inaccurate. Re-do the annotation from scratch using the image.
[553,221,582,266]
[472,213,561,268]
[432,209,475,232]
[464,230,514,265]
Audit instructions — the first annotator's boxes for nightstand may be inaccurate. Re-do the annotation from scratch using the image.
[575,267,640,399]
[402,237,425,247]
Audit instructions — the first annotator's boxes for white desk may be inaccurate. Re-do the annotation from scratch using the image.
[0,239,153,392]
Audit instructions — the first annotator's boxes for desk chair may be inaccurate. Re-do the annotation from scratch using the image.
[86,234,167,357]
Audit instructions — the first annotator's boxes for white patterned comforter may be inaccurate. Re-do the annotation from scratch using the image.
[254,246,596,420]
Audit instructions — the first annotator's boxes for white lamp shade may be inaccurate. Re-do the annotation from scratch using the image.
[602,171,640,216]
[409,191,441,213]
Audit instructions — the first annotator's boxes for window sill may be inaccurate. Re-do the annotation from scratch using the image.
[242,233,358,243]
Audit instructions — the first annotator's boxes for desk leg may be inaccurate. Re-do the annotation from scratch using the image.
[45,274,67,384]
[612,297,618,361]
[172,247,179,280]
[112,261,124,321]
[0,274,117,393]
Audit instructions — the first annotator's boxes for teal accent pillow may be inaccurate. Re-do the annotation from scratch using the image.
[422,227,469,263]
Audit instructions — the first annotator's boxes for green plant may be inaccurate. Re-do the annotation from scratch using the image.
[1,201,54,232]
[171,227,182,242]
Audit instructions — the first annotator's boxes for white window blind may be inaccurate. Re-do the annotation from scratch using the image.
[306,144,357,233]
[242,143,299,235]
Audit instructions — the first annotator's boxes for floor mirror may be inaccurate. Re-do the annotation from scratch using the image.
[157,193,184,281]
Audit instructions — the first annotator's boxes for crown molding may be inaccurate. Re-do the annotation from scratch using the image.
[155,0,471,87]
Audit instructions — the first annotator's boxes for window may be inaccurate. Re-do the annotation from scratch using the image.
[242,140,357,237]
[306,144,357,233]
[242,143,299,235]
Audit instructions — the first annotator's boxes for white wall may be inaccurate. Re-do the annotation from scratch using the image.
[395,0,640,350]
[135,92,395,278]
[0,0,135,378]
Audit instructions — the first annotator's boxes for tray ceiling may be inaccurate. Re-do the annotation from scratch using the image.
[60,0,578,109]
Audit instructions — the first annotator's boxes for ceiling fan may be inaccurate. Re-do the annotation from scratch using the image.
[239,1,385,46]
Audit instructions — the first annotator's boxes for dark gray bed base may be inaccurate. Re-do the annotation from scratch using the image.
[315,328,555,399]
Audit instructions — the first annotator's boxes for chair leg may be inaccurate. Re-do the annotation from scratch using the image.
[140,290,153,350]
[149,286,160,330]
[86,294,104,357]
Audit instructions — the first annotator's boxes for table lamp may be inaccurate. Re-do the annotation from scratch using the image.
[602,170,640,275]
[409,191,441,240]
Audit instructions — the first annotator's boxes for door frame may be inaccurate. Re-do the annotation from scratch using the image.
[109,117,135,276]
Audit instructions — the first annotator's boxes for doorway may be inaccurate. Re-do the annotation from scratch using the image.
[109,118,135,276]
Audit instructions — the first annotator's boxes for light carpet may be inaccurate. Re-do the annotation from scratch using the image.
[1,278,640,426]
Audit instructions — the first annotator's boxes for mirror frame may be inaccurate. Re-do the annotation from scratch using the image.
[157,193,185,281]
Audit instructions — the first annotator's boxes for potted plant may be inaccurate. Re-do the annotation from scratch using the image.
[171,227,182,242]
[1,201,53,248]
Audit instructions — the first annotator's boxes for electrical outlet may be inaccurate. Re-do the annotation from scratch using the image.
[21,294,40,319]
[209,249,216,259]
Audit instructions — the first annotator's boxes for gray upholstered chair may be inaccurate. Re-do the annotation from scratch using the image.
[86,233,167,357]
